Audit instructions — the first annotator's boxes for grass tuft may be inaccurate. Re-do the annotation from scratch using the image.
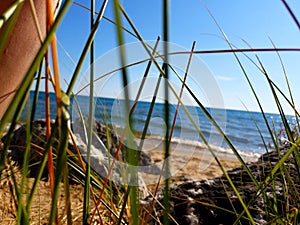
[0,1,299,224]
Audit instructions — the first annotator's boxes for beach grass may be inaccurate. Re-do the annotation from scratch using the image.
[0,1,299,224]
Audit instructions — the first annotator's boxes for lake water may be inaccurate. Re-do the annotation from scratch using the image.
[25,91,297,156]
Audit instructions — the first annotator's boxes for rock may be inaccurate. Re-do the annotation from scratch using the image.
[72,117,158,198]
[72,118,159,170]
[3,120,51,178]
[3,119,158,199]
[146,144,300,225]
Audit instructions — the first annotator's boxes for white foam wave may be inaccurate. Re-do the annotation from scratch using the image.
[111,125,260,161]
[140,135,260,161]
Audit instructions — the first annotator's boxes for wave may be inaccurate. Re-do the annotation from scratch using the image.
[139,134,260,160]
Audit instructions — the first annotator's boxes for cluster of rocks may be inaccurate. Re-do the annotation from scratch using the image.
[144,144,300,225]
[2,119,159,197]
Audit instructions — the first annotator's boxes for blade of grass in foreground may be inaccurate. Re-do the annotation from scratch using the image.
[166,72,256,224]
[143,42,196,224]
[83,0,96,223]
[121,50,164,225]
[162,1,171,225]
[251,48,300,177]
[0,0,23,57]
[281,0,300,30]
[45,51,55,196]
[4,88,33,224]
[269,38,300,132]
[113,1,139,224]
[66,0,109,97]
[17,62,43,224]
[118,16,257,220]
[202,4,300,223]
[48,131,68,225]
[46,0,67,222]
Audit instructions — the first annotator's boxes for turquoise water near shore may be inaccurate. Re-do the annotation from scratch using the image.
[24,91,297,156]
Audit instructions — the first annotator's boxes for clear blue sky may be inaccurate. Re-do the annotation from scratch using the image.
[55,0,300,115]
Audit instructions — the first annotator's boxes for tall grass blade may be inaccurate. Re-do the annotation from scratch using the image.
[0,0,23,56]
[66,0,109,97]
[73,1,138,39]
[46,0,62,128]
[48,94,70,225]
[269,38,300,132]
[281,0,300,30]
[17,94,32,225]
[129,36,160,115]
[162,1,171,224]
[113,1,139,224]
[165,72,256,224]
[169,41,196,141]
[144,42,196,224]
[252,50,300,177]
[17,64,43,223]
[83,0,95,223]
[46,0,64,222]
[45,52,55,196]
[28,0,44,42]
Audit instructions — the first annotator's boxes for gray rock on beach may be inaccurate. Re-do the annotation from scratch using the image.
[72,117,161,174]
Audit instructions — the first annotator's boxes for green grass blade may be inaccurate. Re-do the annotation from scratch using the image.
[83,0,95,223]
[48,98,70,225]
[66,0,109,97]
[0,0,23,56]
[167,75,256,224]
[269,38,300,132]
[169,41,196,142]
[113,1,139,224]
[2,93,31,224]
[63,160,73,225]
[162,1,171,224]
[129,36,161,116]
[118,3,165,77]
[281,0,300,30]
[73,1,138,39]
[253,51,300,177]
[26,122,58,209]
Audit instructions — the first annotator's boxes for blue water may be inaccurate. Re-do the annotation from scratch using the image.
[25,91,297,155]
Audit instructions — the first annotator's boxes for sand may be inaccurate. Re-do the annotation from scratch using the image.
[139,137,258,186]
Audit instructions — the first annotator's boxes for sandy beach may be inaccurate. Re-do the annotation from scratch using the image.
[139,136,259,186]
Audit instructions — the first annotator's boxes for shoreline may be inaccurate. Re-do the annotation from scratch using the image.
[139,136,259,186]
[139,135,261,159]
[8,120,260,186]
